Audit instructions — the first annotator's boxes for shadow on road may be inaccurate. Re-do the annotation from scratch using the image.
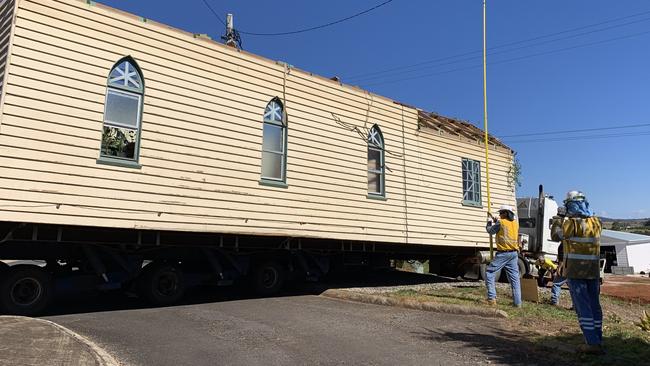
[40,269,459,317]
[414,326,648,366]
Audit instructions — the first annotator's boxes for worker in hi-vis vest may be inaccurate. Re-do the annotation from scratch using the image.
[551,191,604,354]
[485,205,522,307]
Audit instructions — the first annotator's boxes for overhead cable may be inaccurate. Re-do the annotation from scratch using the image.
[200,0,226,27]
[362,28,650,87]
[345,8,650,81]
[505,131,650,144]
[201,0,394,36]
[499,123,650,138]
[349,15,650,83]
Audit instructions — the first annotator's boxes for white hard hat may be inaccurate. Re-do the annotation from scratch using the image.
[498,205,515,215]
[565,190,586,203]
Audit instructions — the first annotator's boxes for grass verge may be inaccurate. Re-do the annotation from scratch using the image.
[381,285,650,366]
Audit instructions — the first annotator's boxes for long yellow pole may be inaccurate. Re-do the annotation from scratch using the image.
[482,0,494,260]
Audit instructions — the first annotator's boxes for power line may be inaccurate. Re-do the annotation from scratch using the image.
[345,8,650,81]
[362,28,650,87]
[200,0,226,27]
[499,123,650,138]
[505,130,650,144]
[201,0,394,37]
[349,15,650,83]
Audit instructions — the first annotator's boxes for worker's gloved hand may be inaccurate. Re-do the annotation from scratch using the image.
[487,219,493,226]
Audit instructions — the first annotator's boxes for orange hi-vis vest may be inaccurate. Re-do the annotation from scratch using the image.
[496,219,519,252]
[562,216,602,279]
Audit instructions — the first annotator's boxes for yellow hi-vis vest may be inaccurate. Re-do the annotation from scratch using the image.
[562,216,602,279]
[496,219,519,252]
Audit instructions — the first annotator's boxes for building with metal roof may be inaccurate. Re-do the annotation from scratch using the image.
[601,230,650,274]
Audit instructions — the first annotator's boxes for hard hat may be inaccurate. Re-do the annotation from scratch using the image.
[564,190,586,203]
[498,205,515,215]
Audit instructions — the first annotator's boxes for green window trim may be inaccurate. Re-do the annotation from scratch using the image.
[99,56,145,165]
[367,124,386,198]
[259,179,288,189]
[261,97,288,183]
[96,157,142,169]
[367,193,387,201]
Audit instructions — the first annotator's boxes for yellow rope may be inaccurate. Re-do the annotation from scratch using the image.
[482,0,494,260]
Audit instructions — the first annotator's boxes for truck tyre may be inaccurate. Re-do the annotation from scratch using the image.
[480,264,502,283]
[518,257,527,279]
[537,268,547,287]
[137,262,185,306]
[0,265,53,316]
[252,260,285,296]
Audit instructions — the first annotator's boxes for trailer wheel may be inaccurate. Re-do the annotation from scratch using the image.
[252,260,285,296]
[0,265,53,316]
[137,262,185,306]
[480,259,526,282]
[518,258,527,279]
[537,268,547,287]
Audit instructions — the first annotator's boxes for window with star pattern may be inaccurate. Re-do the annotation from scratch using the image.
[367,125,385,197]
[261,98,287,182]
[100,57,144,163]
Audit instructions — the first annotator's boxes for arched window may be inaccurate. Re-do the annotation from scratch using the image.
[367,125,385,197]
[99,57,144,165]
[261,98,287,182]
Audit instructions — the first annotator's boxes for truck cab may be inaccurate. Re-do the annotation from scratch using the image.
[517,195,560,261]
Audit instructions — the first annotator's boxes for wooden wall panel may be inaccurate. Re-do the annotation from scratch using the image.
[0,0,517,249]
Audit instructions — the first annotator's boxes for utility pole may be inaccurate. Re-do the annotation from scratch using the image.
[482,0,494,260]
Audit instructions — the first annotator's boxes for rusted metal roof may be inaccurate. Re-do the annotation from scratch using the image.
[417,110,512,151]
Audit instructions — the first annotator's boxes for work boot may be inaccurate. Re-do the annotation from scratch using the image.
[484,299,497,306]
[576,344,605,355]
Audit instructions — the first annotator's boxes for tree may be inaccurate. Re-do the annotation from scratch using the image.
[611,221,624,231]
[644,219,650,227]
[507,153,522,192]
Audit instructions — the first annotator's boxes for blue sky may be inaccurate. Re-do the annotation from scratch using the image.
[100,0,650,219]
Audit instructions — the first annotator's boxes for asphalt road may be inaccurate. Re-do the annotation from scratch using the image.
[45,291,555,366]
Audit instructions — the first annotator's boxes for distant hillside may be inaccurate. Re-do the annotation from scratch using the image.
[601,217,649,224]
[600,217,650,235]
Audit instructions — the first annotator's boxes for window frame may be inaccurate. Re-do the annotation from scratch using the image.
[97,57,144,169]
[367,125,385,198]
[260,97,288,186]
[461,158,482,207]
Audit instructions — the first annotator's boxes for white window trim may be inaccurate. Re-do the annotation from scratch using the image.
[462,158,482,207]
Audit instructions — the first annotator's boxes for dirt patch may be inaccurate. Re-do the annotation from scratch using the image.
[602,275,650,304]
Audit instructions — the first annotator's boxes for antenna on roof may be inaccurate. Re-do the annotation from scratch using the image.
[222,14,242,49]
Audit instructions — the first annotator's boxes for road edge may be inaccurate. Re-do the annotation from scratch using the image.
[321,289,508,318]
[1,316,121,366]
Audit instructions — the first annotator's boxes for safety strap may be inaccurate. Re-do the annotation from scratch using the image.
[566,253,599,261]
[568,237,596,243]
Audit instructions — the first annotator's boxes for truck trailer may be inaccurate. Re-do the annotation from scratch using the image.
[0,0,517,315]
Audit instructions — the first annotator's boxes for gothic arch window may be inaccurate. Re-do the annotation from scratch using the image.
[367,125,385,197]
[261,97,287,182]
[99,57,144,166]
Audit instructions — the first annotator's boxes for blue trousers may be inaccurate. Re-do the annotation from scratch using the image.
[551,274,567,305]
[485,251,522,306]
[568,279,602,345]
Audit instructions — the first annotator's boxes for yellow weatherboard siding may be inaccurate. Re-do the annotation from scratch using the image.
[0,0,516,247]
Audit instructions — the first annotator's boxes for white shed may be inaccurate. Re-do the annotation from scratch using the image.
[601,230,650,274]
